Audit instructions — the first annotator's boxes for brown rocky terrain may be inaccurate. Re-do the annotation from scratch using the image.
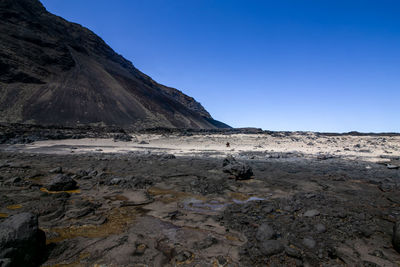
[0,0,228,129]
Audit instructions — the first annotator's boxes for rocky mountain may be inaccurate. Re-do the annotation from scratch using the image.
[0,0,230,129]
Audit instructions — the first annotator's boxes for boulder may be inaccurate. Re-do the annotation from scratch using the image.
[222,156,253,180]
[46,174,78,191]
[0,258,11,267]
[0,213,46,266]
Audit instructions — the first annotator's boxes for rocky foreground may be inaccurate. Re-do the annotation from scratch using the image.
[1,130,400,266]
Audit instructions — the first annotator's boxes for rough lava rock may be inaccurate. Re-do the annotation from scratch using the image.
[256,223,276,241]
[0,258,11,267]
[260,240,284,256]
[46,174,78,191]
[113,133,133,142]
[49,166,62,173]
[222,155,253,180]
[0,212,46,266]
[304,209,320,217]
[394,221,400,253]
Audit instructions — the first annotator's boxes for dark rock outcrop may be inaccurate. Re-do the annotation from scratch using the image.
[0,212,46,267]
[0,0,229,129]
[46,174,78,191]
[222,155,253,180]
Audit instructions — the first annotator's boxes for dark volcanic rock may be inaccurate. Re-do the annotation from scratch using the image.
[49,166,62,174]
[190,176,227,195]
[304,209,320,217]
[259,240,284,256]
[0,258,11,267]
[387,164,399,170]
[255,223,276,241]
[0,213,46,266]
[315,223,327,233]
[46,174,77,191]
[222,156,253,180]
[113,133,133,142]
[0,0,229,129]
[394,221,400,253]
[302,237,316,249]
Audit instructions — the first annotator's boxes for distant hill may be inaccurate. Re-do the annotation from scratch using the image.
[0,0,230,129]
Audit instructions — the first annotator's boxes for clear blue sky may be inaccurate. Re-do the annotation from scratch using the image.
[40,0,400,132]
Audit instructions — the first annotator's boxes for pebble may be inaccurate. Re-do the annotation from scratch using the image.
[387,164,399,170]
[174,250,192,262]
[49,166,62,173]
[315,223,326,233]
[256,223,276,241]
[109,178,123,185]
[304,209,320,217]
[302,237,316,249]
[305,193,316,199]
[133,243,147,255]
[285,245,302,258]
[262,206,274,214]
[260,240,284,256]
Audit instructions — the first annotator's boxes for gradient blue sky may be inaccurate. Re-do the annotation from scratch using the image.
[40,0,400,132]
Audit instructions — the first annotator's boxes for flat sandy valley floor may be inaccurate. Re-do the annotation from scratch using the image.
[1,132,400,266]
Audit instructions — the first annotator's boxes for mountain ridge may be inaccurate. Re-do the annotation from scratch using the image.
[0,0,230,129]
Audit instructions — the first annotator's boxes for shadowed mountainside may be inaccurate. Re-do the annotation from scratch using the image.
[0,0,230,129]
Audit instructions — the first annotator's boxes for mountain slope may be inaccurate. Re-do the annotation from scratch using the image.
[0,0,230,129]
